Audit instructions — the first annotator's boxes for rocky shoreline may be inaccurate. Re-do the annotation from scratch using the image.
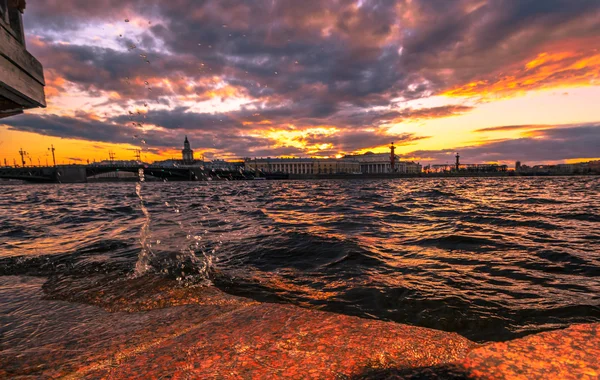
[1,275,598,379]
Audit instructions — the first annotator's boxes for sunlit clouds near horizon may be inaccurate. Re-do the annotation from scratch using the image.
[1,0,600,165]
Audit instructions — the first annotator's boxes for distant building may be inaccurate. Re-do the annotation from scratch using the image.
[517,161,600,175]
[248,145,422,175]
[344,152,392,173]
[152,137,201,167]
[150,137,244,170]
[0,0,46,118]
[344,152,422,174]
[426,163,508,173]
[149,159,182,168]
[205,159,244,171]
[246,157,360,174]
[182,136,194,164]
[397,161,422,174]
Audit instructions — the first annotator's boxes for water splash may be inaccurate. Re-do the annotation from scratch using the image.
[134,168,152,276]
[161,201,217,286]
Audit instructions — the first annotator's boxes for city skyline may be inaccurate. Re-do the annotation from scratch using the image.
[1,1,600,165]
[7,134,595,169]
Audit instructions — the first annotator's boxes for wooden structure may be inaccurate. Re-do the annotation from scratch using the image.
[0,0,45,119]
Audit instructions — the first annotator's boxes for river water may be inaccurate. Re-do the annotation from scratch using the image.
[1,177,599,342]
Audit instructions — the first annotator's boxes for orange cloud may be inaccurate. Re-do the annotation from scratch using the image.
[43,69,67,99]
[442,48,600,98]
[263,126,339,152]
[474,124,552,133]
[375,105,474,125]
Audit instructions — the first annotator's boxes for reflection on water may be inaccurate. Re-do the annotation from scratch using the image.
[0,177,599,342]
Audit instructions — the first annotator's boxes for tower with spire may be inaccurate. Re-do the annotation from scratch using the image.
[390,142,396,172]
[182,136,194,164]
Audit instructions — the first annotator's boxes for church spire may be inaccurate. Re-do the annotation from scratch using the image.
[182,136,194,164]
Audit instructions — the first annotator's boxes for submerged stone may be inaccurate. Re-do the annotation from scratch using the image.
[1,275,473,378]
[1,275,598,379]
[459,323,600,380]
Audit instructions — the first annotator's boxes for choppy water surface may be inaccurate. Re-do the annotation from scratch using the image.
[1,177,599,342]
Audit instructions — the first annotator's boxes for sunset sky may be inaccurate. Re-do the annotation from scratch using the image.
[1,0,600,165]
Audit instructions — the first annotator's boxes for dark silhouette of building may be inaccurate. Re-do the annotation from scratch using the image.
[182,136,194,164]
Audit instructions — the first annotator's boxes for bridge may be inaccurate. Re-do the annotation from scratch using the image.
[0,166,59,182]
[0,165,261,183]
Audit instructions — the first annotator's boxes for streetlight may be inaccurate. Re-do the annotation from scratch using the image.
[48,145,56,167]
[18,148,27,167]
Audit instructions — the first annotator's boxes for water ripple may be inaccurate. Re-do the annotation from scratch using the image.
[0,177,599,342]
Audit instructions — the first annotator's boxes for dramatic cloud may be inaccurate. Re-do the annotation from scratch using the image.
[2,0,599,162]
[402,0,600,97]
[2,110,428,158]
[405,124,600,163]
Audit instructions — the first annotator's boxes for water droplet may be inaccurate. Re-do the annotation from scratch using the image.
[275,71,278,74]
[222,24,227,28]
[144,81,149,85]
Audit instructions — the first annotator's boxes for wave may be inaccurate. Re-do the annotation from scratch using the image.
[407,234,512,250]
[1,177,599,342]
[505,197,565,205]
[556,212,600,222]
[216,232,383,272]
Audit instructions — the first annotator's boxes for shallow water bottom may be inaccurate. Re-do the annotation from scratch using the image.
[0,275,475,379]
